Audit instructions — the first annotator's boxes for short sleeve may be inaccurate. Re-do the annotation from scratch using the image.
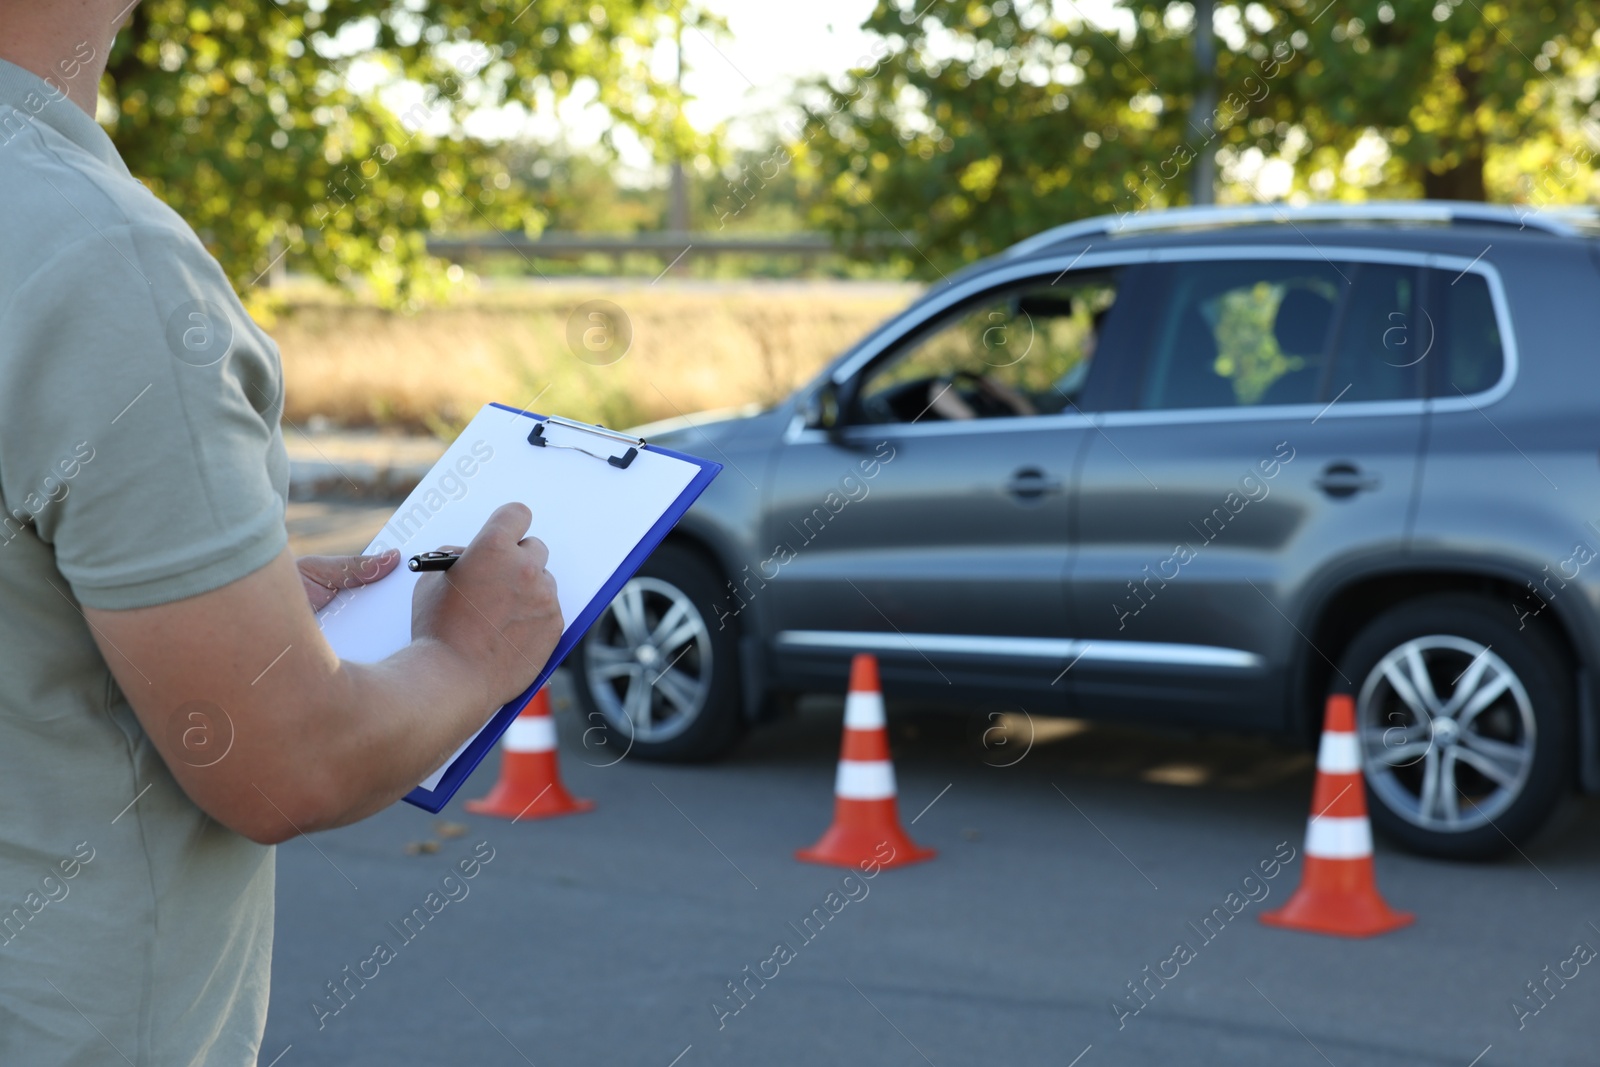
[0,225,289,610]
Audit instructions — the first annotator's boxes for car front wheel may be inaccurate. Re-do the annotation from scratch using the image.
[571,543,745,763]
[1337,594,1573,861]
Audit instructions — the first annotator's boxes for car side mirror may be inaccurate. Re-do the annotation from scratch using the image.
[798,388,824,429]
[801,376,873,448]
[801,380,843,434]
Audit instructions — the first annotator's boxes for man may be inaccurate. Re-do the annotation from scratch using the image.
[0,4,563,1064]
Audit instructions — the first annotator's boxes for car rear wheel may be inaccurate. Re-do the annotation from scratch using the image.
[1337,594,1573,861]
[571,543,745,763]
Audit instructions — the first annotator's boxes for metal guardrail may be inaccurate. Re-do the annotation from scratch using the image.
[425,230,907,261]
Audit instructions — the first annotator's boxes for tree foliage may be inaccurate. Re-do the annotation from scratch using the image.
[1237,0,1600,201]
[798,0,1600,275]
[104,0,705,306]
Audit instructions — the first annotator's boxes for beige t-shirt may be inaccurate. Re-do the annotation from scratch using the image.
[0,59,288,1065]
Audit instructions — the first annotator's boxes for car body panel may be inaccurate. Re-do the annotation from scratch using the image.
[1069,410,1425,732]
[1408,238,1600,671]
[757,417,1082,710]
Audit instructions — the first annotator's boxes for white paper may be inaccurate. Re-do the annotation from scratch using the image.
[316,404,700,791]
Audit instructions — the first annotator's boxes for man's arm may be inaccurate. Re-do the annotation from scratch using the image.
[84,504,562,845]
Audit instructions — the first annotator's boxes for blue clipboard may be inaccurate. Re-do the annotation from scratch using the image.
[404,405,721,811]
[312,402,721,813]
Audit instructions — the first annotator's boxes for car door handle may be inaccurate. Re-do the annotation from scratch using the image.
[1314,462,1380,499]
[1006,467,1063,501]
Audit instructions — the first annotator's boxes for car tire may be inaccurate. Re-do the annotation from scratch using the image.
[1336,593,1574,861]
[570,543,746,763]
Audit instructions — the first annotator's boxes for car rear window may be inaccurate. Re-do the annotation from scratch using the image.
[1435,271,1505,396]
[1326,263,1426,403]
[1118,257,1506,411]
[1135,259,1428,410]
[1137,260,1344,409]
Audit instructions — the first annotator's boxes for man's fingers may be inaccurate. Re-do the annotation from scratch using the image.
[517,534,550,569]
[346,549,401,586]
[299,550,400,590]
[476,503,533,547]
[461,504,546,571]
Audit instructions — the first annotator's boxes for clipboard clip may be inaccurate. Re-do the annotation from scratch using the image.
[527,415,645,469]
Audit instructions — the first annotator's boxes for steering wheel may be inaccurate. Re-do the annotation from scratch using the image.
[948,369,1031,418]
[859,376,940,423]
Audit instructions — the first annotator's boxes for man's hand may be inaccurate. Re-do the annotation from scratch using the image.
[297,549,401,611]
[411,503,564,710]
[82,504,564,844]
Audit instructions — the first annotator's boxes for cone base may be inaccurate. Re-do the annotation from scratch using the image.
[1260,857,1413,938]
[795,832,935,869]
[1259,891,1413,937]
[795,798,935,869]
[465,791,594,820]
[465,771,594,821]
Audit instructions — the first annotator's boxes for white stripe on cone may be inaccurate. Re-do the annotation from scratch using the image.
[835,759,896,800]
[1305,815,1373,859]
[504,715,557,753]
[1316,731,1362,775]
[843,691,886,730]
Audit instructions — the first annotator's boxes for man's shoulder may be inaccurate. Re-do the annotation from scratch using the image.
[0,104,200,292]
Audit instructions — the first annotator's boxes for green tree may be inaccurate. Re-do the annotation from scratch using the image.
[103,0,708,307]
[797,0,1186,275]
[1245,0,1600,203]
[798,0,1600,277]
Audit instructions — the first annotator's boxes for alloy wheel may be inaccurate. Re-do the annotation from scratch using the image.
[1356,635,1536,833]
[583,577,713,744]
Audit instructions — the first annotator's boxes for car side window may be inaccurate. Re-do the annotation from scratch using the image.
[1435,271,1505,395]
[854,272,1119,424]
[1324,263,1425,403]
[1137,260,1348,410]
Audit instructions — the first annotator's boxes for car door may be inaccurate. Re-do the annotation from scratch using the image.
[758,264,1131,705]
[1066,250,1429,731]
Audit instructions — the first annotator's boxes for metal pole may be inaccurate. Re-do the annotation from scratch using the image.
[668,25,691,234]
[1188,0,1217,205]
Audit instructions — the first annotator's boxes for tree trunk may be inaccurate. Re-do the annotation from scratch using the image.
[1422,156,1487,201]
[1424,62,1487,201]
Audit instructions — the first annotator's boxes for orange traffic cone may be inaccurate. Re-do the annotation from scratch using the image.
[1261,694,1412,937]
[466,688,594,820]
[797,654,935,870]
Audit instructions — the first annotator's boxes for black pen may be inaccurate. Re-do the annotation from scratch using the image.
[408,551,461,572]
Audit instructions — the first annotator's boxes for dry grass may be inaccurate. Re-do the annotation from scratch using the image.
[270,281,920,435]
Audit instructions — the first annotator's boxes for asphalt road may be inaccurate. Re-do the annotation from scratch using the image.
[266,503,1600,1067]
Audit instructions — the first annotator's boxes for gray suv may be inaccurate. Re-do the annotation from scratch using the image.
[573,201,1600,861]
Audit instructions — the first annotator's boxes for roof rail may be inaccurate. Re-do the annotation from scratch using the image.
[1003,200,1598,259]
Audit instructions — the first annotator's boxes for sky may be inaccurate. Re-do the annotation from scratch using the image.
[415,0,1136,157]
[660,0,1296,197]
[675,0,1135,145]
[425,0,890,169]
[678,0,884,147]
[406,0,1298,197]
